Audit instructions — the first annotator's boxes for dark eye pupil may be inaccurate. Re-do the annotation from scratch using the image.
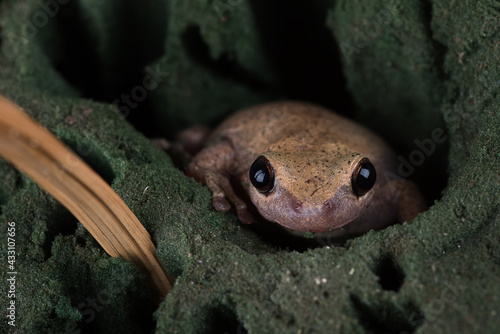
[249,156,275,193]
[358,166,374,187]
[352,158,376,196]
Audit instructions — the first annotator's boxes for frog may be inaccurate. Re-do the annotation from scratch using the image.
[185,101,428,237]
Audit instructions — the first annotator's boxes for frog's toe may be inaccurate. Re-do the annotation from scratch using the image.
[212,197,231,211]
[237,209,254,224]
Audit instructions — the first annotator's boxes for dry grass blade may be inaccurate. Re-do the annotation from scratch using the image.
[0,95,173,299]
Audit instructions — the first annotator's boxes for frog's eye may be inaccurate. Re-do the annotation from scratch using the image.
[249,155,275,194]
[352,158,376,196]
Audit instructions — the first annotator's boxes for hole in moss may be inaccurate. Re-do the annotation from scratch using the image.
[391,126,449,210]
[43,204,79,260]
[374,254,405,292]
[62,138,115,186]
[72,283,156,334]
[205,304,247,334]
[36,0,168,136]
[75,235,87,248]
[350,294,424,334]
[246,1,447,209]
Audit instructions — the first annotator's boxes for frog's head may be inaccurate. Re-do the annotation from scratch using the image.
[246,150,377,232]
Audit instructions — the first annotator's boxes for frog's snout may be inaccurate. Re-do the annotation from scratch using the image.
[254,189,345,232]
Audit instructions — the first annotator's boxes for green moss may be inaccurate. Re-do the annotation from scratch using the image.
[0,0,499,333]
[149,0,276,135]
[328,0,446,142]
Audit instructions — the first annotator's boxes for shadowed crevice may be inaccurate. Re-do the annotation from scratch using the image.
[62,138,116,186]
[420,0,449,83]
[374,253,405,292]
[350,294,424,333]
[181,24,270,94]
[36,0,168,136]
[248,0,356,116]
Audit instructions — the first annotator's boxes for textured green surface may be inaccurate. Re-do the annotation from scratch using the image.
[0,0,499,333]
[149,0,275,135]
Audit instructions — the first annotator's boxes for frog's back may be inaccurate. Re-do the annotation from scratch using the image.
[212,101,393,163]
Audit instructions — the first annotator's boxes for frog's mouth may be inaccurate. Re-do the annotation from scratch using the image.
[251,185,366,233]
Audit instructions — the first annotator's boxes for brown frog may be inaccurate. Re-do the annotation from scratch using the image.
[186,101,428,236]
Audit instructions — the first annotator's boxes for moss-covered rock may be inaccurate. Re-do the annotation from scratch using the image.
[0,0,498,333]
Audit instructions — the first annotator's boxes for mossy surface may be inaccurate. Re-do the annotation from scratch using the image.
[0,0,499,333]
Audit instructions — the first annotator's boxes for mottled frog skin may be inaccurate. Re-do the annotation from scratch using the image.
[187,101,427,236]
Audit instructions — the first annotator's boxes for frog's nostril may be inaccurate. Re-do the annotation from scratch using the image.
[323,199,336,211]
[293,200,303,212]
